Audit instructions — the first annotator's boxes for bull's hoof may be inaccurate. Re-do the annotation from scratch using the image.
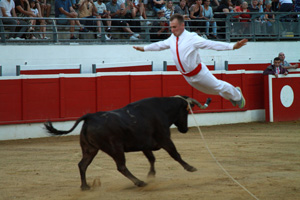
[185,166,197,172]
[81,185,91,191]
[147,171,156,178]
[135,181,147,187]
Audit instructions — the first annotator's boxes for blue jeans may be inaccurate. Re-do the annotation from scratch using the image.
[206,21,217,36]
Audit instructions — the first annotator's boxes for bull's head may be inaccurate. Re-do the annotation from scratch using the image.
[174,96,211,133]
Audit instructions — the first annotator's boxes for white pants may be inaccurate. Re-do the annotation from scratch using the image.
[184,62,241,101]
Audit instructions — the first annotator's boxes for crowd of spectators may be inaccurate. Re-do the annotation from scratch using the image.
[1,0,300,41]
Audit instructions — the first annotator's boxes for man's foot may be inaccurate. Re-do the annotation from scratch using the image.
[130,35,139,40]
[236,87,246,108]
[105,34,111,40]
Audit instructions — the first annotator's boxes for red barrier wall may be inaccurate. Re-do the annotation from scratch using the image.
[0,72,265,125]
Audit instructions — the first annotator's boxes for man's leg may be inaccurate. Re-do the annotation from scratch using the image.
[2,18,17,38]
[16,20,28,38]
[185,63,245,108]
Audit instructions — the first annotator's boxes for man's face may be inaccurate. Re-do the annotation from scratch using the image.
[180,0,186,7]
[274,60,281,67]
[170,19,185,37]
[278,53,285,61]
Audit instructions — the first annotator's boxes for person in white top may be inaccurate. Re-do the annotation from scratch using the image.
[133,13,248,108]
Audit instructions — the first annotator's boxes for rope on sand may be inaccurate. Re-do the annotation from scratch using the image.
[188,105,260,200]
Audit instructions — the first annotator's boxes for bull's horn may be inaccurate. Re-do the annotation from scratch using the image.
[187,97,211,109]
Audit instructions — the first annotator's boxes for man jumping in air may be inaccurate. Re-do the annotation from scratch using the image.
[133,14,248,108]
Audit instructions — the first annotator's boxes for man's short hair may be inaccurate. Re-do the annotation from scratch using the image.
[170,13,184,24]
[274,57,281,62]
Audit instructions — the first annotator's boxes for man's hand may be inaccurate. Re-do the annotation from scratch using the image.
[233,39,248,50]
[133,46,145,52]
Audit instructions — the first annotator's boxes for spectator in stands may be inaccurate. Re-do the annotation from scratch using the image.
[94,0,112,39]
[78,0,103,38]
[278,52,299,69]
[174,0,190,20]
[263,57,288,78]
[106,0,140,40]
[165,0,174,20]
[276,0,294,32]
[29,0,48,39]
[15,0,39,39]
[248,0,265,35]
[214,0,232,38]
[277,0,293,13]
[153,0,167,13]
[189,0,205,35]
[149,16,169,41]
[39,0,52,22]
[119,0,142,33]
[55,0,89,39]
[132,0,149,23]
[234,1,250,35]
[202,0,217,38]
[0,0,27,40]
[264,0,276,35]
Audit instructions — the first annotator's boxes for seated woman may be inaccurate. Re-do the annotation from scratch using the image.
[189,0,205,34]
[202,0,217,38]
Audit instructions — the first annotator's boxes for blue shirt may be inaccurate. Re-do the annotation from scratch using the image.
[55,0,72,17]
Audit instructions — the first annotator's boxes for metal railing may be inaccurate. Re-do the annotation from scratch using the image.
[1,12,299,44]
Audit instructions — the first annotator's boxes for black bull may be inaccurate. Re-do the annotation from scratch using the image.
[44,96,210,190]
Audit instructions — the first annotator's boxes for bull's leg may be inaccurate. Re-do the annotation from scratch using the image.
[143,150,156,177]
[161,139,197,172]
[78,148,98,190]
[109,150,147,187]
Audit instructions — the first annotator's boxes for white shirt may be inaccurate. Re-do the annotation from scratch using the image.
[279,0,293,4]
[0,0,15,17]
[94,1,107,14]
[144,30,234,74]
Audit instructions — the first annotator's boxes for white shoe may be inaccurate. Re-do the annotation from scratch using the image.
[130,35,139,40]
[8,37,15,40]
[146,21,152,25]
[139,16,144,20]
[43,37,49,40]
[133,33,140,38]
[105,34,111,40]
[15,37,25,40]
[97,34,102,38]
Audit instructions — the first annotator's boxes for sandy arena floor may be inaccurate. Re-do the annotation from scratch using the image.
[0,121,299,200]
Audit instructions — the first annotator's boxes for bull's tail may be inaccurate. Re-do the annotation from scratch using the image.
[44,114,89,136]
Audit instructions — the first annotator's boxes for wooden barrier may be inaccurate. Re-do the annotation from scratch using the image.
[0,71,265,125]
